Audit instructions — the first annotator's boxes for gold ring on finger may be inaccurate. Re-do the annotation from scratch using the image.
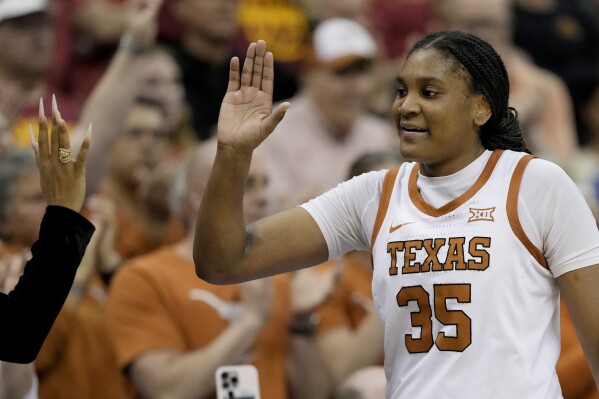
[58,148,72,164]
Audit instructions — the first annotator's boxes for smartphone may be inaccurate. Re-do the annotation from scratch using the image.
[215,364,261,399]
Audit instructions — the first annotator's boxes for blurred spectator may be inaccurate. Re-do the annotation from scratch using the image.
[305,151,404,398]
[53,0,128,102]
[50,0,181,103]
[0,0,79,148]
[364,0,434,118]
[512,0,599,145]
[571,81,599,220]
[97,98,184,260]
[0,150,46,254]
[369,0,433,60]
[71,0,192,196]
[0,150,42,399]
[294,0,372,29]
[572,81,599,174]
[105,141,327,399]
[169,0,297,140]
[290,0,409,117]
[348,150,406,178]
[433,0,579,172]
[256,18,398,209]
[137,46,196,152]
[36,197,132,399]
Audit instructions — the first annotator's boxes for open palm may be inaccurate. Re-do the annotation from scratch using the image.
[217,40,289,151]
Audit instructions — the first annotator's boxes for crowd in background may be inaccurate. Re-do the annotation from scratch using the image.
[0,0,598,398]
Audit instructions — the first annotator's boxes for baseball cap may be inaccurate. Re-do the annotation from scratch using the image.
[310,18,377,71]
[0,0,49,24]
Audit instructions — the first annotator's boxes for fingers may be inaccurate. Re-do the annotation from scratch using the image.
[58,118,71,153]
[261,102,290,137]
[251,40,266,89]
[29,123,39,157]
[234,41,274,93]
[261,51,275,95]
[37,98,49,160]
[37,96,73,164]
[75,124,92,172]
[240,42,257,87]
[227,57,241,92]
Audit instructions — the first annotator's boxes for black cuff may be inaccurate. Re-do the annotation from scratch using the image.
[41,206,95,241]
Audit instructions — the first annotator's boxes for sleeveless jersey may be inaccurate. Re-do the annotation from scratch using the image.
[370,149,563,398]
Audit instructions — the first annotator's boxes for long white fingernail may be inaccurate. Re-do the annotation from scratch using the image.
[29,123,38,152]
[52,94,61,119]
[87,123,93,140]
[39,98,44,119]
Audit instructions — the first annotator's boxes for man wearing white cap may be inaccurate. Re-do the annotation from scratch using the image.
[255,18,398,210]
[0,0,72,150]
[0,0,53,94]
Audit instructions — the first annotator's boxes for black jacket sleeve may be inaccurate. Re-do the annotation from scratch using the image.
[0,206,95,363]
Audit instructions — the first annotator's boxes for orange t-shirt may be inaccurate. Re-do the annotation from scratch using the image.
[88,189,185,261]
[316,252,374,334]
[112,204,185,260]
[36,275,133,399]
[105,246,290,399]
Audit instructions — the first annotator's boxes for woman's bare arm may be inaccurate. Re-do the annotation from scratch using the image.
[557,264,599,387]
[193,41,328,284]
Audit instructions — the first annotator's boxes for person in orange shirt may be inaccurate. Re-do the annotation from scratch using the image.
[105,140,327,399]
[36,197,133,399]
[304,151,405,398]
[96,97,184,261]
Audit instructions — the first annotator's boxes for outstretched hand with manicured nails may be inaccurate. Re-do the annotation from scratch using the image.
[30,96,91,213]
[217,40,290,152]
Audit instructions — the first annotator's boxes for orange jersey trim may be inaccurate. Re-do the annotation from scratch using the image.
[507,154,549,269]
[371,167,400,252]
[409,149,504,217]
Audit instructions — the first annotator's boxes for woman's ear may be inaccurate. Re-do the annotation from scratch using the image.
[474,95,492,127]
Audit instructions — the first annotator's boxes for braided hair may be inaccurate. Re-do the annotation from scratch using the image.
[406,31,529,153]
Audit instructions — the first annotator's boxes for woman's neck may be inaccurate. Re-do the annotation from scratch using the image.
[419,146,486,177]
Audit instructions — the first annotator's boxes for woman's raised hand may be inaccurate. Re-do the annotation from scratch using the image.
[217,40,290,152]
[30,96,91,213]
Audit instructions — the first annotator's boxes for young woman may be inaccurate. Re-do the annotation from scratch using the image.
[193,31,599,397]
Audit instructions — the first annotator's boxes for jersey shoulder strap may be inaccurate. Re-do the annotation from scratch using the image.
[371,166,400,249]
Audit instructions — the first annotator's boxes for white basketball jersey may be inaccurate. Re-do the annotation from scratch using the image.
[371,150,563,398]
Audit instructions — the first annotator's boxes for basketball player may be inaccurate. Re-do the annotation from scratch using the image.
[193,32,599,397]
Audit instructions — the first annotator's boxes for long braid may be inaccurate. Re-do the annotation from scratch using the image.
[407,31,529,153]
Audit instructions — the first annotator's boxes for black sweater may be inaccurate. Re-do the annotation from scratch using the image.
[0,206,94,363]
